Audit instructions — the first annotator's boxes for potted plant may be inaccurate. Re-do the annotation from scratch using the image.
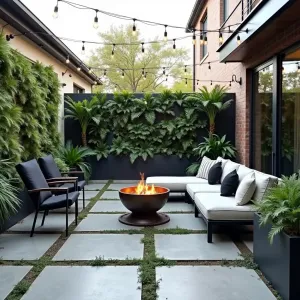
[253,173,300,300]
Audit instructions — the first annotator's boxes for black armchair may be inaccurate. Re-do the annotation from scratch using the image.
[38,155,86,208]
[16,159,79,237]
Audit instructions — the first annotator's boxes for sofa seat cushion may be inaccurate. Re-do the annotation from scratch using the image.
[187,184,220,200]
[194,193,255,220]
[146,176,208,192]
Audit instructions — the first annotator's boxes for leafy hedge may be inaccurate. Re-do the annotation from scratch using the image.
[70,91,208,163]
[0,35,60,175]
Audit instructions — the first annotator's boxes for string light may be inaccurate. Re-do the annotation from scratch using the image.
[5,34,14,41]
[77,63,82,71]
[132,19,137,36]
[229,81,231,87]
[184,65,187,75]
[237,35,241,45]
[173,39,176,50]
[104,69,107,76]
[65,55,70,64]
[165,74,168,81]
[88,67,92,73]
[121,69,125,78]
[93,10,99,29]
[192,29,196,45]
[204,34,208,45]
[200,34,204,45]
[53,1,58,19]
[196,80,199,86]
[208,62,211,70]
[185,78,188,86]
[163,67,166,75]
[210,80,212,85]
[141,42,145,53]
[111,44,115,58]
[219,32,223,44]
[142,68,145,76]
[144,72,147,79]
[297,63,300,73]
[94,80,98,85]
[81,41,85,55]
[164,25,168,41]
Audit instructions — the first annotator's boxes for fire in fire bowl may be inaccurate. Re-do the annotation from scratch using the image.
[119,186,170,226]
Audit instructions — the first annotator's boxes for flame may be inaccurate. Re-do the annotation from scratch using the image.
[134,172,156,195]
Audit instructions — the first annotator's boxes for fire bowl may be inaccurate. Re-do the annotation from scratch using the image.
[118,186,170,226]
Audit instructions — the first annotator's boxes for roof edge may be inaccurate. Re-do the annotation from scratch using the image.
[186,0,206,31]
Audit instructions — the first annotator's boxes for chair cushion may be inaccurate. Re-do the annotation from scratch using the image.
[208,162,222,184]
[16,159,52,206]
[61,180,86,192]
[40,191,79,210]
[253,171,278,202]
[235,172,256,206]
[196,156,216,179]
[146,176,208,192]
[194,193,255,220]
[187,183,220,200]
[38,155,61,179]
[221,170,239,196]
[220,160,240,182]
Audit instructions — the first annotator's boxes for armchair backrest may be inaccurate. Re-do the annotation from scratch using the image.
[16,159,52,207]
[38,155,61,179]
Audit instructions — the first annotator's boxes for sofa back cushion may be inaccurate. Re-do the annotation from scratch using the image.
[220,160,240,183]
[237,165,253,182]
[253,171,278,202]
[196,156,215,179]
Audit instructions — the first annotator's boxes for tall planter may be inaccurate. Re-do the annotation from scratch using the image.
[254,213,300,300]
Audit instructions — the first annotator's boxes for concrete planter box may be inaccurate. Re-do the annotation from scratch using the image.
[254,213,300,300]
[89,155,193,180]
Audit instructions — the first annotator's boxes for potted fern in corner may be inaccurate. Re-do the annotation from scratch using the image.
[253,173,300,300]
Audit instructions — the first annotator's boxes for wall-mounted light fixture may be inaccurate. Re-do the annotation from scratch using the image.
[232,74,242,85]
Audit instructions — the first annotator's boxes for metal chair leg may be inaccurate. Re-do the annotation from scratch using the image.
[75,198,78,225]
[41,210,47,226]
[207,222,213,243]
[194,205,199,218]
[66,194,69,237]
[30,210,39,237]
[83,187,85,209]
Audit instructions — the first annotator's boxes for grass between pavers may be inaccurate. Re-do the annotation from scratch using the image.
[3,180,280,300]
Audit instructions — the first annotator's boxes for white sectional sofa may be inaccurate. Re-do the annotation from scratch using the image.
[146,158,278,243]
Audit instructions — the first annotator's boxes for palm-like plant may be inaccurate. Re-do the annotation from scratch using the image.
[64,96,99,146]
[186,85,232,135]
[254,174,300,243]
[0,174,20,226]
[55,141,96,179]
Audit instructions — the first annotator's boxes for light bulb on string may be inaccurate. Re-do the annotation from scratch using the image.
[142,68,145,76]
[121,69,125,78]
[65,55,70,64]
[93,10,99,29]
[165,74,168,82]
[184,65,187,75]
[88,67,92,74]
[297,63,300,73]
[77,64,81,72]
[208,62,211,70]
[200,34,204,45]
[197,80,199,86]
[162,67,166,75]
[229,81,232,87]
[237,35,241,45]
[52,1,58,19]
[219,32,223,44]
[173,39,176,50]
[144,72,147,80]
[204,34,208,45]
[192,29,196,45]
[164,25,168,41]
[94,81,97,85]
[132,19,137,36]
[104,69,107,76]
[111,44,115,59]
[141,43,145,53]
[81,41,85,55]
[185,78,188,87]
[210,80,213,86]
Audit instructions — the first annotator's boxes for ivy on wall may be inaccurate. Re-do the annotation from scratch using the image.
[76,91,207,163]
[0,35,61,174]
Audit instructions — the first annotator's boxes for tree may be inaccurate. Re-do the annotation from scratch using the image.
[88,25,189,92]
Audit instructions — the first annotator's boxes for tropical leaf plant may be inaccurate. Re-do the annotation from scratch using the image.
[94,142,110,160]
[186,85,233,135]
[55,141,96,179]
[64,96,100,146]
[253,173,300,243]
[0,174,20,226]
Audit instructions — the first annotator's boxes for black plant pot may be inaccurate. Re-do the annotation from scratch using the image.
[254,213,300,300]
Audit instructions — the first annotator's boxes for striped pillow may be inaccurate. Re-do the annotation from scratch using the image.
[196,156,215,179]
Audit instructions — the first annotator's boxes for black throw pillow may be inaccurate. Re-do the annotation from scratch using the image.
[208,162,222,185]
[220,169,239,196]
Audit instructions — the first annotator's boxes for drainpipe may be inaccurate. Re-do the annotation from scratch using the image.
[193,43,196,92]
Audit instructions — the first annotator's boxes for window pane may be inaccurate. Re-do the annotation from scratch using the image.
[253,65,273,174]
[202,17,207,57]
[223,0,228,21]
[281,47,300,175]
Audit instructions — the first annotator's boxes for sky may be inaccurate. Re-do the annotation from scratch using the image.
[21,0,196,64]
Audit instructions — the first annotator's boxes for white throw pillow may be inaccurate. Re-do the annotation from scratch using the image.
[220,160,240,183]
[253,171,278,202]
[237,165,253,182]
[235,172,256,205]
[196,156,215,179]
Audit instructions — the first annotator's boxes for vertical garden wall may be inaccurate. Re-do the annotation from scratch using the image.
[64,92,236,179]
[0,35,61,231]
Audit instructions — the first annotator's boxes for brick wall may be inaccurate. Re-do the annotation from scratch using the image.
[193,0,300,166]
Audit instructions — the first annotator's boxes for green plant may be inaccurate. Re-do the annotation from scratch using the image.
[54,157,69,173]
[186,85,233,135]
[186,134,236,175]
[55,141,96,179]
[0,174,20,226]
[254,174,300,243]
[65,96,100,146]
[94,142,110,160]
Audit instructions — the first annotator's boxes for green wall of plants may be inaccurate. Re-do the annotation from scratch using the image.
[0,35,61,175]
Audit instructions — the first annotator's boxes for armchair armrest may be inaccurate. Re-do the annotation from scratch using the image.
[61,171,84,175]
[28,187,68,193]
[48,180,77,186]
[47,177,78,182]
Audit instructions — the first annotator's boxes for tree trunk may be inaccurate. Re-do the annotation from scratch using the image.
[82,131,87,147]
[209,122,215,136]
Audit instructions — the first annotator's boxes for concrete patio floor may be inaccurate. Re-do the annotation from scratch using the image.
[0,180,276,300]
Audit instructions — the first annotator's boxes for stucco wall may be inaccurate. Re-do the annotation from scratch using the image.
[0,20,92,140]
